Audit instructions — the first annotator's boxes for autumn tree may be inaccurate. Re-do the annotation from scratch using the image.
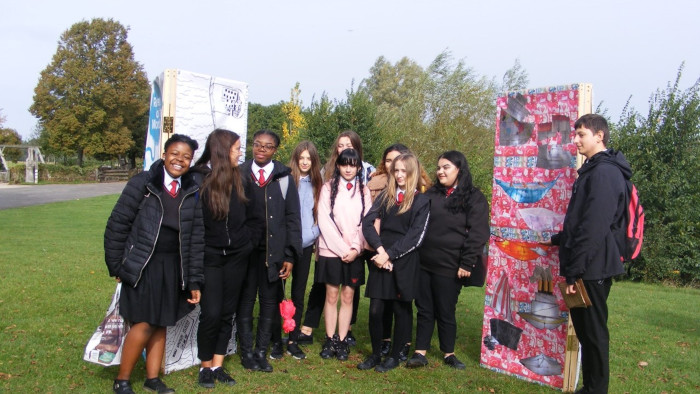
[501,58,529,94]
[277,83,306,163]
[0,109,23,164]
[30,18,150,166]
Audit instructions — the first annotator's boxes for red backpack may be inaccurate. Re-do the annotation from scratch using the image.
[619,180,644,262]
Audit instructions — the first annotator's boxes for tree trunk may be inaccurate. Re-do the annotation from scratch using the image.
[77,148,84,167]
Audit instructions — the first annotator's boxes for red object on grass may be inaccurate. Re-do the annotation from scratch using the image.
[279,299,296,333]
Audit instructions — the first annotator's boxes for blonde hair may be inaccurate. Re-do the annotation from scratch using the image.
[380,153,421,215]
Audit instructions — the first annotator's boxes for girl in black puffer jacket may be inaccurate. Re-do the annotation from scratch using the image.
[104,134,204,394]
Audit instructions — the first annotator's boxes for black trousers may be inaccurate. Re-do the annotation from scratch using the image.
[271,245,314,343]
[414,269,463,354]
[570,278,612,394]
[238,248,281,351]
[197,248,250,361]
[368,298,412,358]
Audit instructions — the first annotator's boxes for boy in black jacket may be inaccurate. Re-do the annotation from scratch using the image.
[549,114,629,393]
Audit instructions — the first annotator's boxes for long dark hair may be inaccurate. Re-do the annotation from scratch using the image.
[289,141,323,222]
[323,130,364,181]
[434,150,477,214]
[375,143,410,176]
[329,149,366,229]
[194,129,247,220]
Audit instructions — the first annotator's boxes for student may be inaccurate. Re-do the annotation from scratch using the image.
[283,141,323,360]
[192,129,258,388]
[237,130,302,373]
[316,148,371,361]
[359,153,430,372]
[547,114,628,393]
[104,134,203,394]
[366,143,433,359]
[406,150,489,370]
[300,130,374,346]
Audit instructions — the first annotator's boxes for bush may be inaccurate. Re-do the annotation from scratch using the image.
[8,163,101,184]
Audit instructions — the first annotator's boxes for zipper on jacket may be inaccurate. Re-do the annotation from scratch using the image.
[177,187,199,290]
[134,185,163,288]
[264,182,270,269]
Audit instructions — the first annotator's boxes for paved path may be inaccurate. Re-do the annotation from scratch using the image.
[0,182,127,210]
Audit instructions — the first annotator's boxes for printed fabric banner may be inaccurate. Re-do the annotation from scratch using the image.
[480,84,588,390]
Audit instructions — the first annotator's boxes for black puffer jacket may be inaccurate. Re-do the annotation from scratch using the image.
[240,160,302,282]
[104,159,205,290]
[552,149,628,283]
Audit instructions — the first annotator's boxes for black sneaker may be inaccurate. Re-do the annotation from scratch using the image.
[297,332,314,345]
[375,356,399,373]
[335,338,349,361]
[398,343,411,362]
[357,354,381,370]
[143,377,175,393]
[380,340,391,357]
[269,341,284,359]
[443,354,466,370]
[212,367,236,386]
[319,336,337,359]
[287,342,307,359]
[346,330,357,346]
[406,352,428,368]
[198,368,215,389]
[113,380,135,394]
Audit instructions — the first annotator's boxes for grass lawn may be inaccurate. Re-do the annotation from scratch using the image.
[0,195,698,393]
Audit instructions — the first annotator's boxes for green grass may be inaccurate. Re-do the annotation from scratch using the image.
[0,196,698,393]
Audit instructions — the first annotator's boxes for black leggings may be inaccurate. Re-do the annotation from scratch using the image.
[368,298,412,358]
[197,248,250,361]
[271,245,314,343]
[238,248,281,351]
[414,269,462,354]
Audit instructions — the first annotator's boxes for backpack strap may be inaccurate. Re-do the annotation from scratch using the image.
[279,175,289,200]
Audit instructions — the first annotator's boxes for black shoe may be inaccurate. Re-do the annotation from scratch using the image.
[398,343,411,362]
[240,351,260,371]
[443,354,466,370]
[287,342,307,360]
[197,368,215,389]
[335,338,349,361]
[406,352,428,368]
[254,350,273,372]
[357,354,381,370]
[375,356,399,373]
[346,331,357,346]
[269,341,284,359]
[380,340,391,357]
[113,380,135,394]
[143,377,175,393]
[297,332,314,345]
[212,367,236,386]
[319,336,337,359]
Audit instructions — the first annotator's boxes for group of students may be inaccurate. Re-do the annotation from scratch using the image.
[104,128,490,393]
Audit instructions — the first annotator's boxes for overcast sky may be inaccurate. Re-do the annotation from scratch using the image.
[2,0,699,140]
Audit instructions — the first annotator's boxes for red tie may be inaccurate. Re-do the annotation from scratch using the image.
[258,169,266,185]
[168,180,178,197]
[446,187,455,197]
[397,191,404,203]
[346,182,353,191]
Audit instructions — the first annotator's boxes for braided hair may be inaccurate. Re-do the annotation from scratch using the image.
[329,149,366,232]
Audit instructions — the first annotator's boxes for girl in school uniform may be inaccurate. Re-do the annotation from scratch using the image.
[406,151,489,370]
[316,148,372,361]
[359,153,430,373]
[283,141,323,359]
[300,130,374,346]
[104,134,203,394]
[192,129,258,388]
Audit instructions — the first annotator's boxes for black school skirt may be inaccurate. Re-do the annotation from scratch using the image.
[314,255,365,288]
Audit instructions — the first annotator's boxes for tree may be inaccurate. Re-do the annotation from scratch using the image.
[360,51,497,194]
[501,58,529,94]
[612,64,700,285]
[0,109,23,164]
[30,18,150,166]
[278,83,306,163]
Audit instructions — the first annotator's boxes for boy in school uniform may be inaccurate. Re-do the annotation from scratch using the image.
[549,114,630,393]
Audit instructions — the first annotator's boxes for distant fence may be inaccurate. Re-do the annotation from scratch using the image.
[97,168,132,182]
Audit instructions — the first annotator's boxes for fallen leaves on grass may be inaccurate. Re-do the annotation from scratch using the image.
[638,361,648,368]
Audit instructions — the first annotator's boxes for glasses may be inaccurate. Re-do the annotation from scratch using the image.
[253,142,277,151]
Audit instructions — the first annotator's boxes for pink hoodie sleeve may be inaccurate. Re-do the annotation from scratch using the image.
[317,183,350,257]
